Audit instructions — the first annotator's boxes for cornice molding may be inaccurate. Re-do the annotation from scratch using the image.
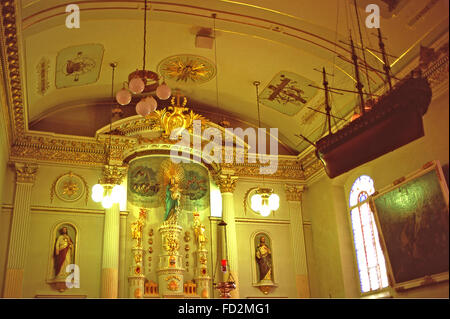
[0,0,25,139]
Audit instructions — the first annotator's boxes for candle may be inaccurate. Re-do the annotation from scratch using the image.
[221,259,227,272]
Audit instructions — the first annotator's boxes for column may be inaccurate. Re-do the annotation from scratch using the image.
[216,171,239,298]
[128,209,147,298]
[101,203,120,298]
[285,184,310,298]
[4,163,38,298]
[100,165,127,298]
[118,211,128,298]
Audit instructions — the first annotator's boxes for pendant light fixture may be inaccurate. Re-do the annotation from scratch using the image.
[115,0,171,116]
[250,81,280,217]
[92,63,126,208]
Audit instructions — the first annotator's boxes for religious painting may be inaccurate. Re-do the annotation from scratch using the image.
[180,163,210,211]
[371,161,449,290]
[55,44,104,88]
[128,164,161,207]
[127,157,210,211]
[47,223,78,292]
[259,71,318,116]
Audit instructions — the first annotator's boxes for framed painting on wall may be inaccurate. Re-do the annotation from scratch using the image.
[370,160,449,291]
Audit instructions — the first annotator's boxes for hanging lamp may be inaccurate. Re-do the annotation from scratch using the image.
[115,0,171,116]
[250,81,280,217]
[92,63,126,208]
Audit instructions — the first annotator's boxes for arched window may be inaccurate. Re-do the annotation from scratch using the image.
[349,175,388,293]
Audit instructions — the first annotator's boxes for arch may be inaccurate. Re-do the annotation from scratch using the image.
[46,221,79,285]
[348,175,388,293]
[250,230,275,285]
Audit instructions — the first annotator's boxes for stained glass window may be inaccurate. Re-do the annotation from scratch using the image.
[349,175,389,293]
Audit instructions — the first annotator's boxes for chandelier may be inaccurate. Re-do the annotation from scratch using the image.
[250,81,280,217]
[251,188,280,217]
[91,63,125,209]
[115,0,171,116]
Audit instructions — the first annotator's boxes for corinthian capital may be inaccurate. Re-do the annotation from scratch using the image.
[100,165,128,185]
[14,163,38,184]
[215,170,238,194]
[285,184,305,202]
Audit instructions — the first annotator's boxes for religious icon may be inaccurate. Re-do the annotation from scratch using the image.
[157,160,185,223]
[255,235,273,282]
[53,225,75,281]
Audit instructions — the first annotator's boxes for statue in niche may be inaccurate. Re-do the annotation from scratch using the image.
[158,160,185,223]
[164,177,182,221]
[193,212,207,249]
[53,226,74,281]
[255,235,273,282]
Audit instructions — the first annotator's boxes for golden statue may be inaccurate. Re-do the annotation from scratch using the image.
[193,212,207,249]
[131,208,147,247]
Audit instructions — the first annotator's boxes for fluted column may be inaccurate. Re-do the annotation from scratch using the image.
[216,171,239,298]
[4,163,38,298]
[100,165,127,298]
[285,184,310,298]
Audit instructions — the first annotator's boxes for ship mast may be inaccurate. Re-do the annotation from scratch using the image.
[322,67,332,135]
[350,35,366,115]
[377,28,393,90]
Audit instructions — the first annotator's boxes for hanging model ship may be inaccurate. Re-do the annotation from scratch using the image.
[298,26,432,179]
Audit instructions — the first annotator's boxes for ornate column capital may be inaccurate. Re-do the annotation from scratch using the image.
[215,171,238,194]
[285,184,306,202]
[14,163,38,184]
[100,164,128,185]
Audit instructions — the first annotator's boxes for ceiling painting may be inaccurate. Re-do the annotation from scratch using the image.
[259,71,319,116]
[55,44,104,88]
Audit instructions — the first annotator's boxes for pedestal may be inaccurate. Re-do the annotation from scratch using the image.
[194,247,211,298]
[157,221,184,297]
[128,246,145,298]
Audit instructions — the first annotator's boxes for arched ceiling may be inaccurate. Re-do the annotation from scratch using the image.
[19,0,449,155]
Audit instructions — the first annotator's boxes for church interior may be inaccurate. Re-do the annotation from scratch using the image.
[0,0,448,299]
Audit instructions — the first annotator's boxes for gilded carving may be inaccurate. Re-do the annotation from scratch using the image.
[215,173,238,193]
[131,208,147,248]
[164,233,180,255]
[100,165,128,185]
[158,94,207,137]
[285,184,306,201]
[50,171,89,204]
[14,163,38,183]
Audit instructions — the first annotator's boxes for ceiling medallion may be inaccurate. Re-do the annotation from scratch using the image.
[158,55,216,84]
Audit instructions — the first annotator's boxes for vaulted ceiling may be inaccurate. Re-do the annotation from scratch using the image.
[18,0,449,155]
